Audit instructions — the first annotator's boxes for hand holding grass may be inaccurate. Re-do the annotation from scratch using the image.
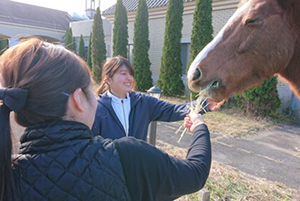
[184,112,205,132]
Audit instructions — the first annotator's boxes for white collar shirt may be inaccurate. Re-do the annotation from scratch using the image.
[107,91,131,136]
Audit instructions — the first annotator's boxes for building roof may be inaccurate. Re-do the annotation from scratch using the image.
[0,0,73,30]
[103,0,195,15]
[70,18,112,37]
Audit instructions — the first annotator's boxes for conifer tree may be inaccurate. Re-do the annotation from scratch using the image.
[71,37,76,52]
[78,35,85,60]
[92,7,107,83]
[157,0,184,96]
[64,27,73,50]
[87,32,92,70]
[0,38,8,55]
[113,0,128,57]
[188,0,213,70]
[132,0,152,91]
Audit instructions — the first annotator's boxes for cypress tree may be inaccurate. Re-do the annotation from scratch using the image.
[157,0,184,96]
[188,0,213,70]
[65,28,75,52]
[0,38,8,55]
[78,35,85,60]
[71,37,76,52]
[92,7,107,83]
[64,27,72,50]
[132,0,152,92]
[113,0,128,58]
[87,32,93,70]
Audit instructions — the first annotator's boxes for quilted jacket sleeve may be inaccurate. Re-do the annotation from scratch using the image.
[114,124,211,201]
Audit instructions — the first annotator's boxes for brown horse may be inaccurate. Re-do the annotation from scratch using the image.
[187,0,300,105]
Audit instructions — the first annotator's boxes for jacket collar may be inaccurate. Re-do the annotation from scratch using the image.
[19,120,92,154]
[107,91,130,104]
[98,91,142,109]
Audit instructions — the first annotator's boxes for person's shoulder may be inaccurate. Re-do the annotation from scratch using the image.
[98,92,110,100]
[91,136,116,151]
[97,93,111,105]
[129,91,147,101]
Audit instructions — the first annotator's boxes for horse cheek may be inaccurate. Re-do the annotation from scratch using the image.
[237,34,253,53]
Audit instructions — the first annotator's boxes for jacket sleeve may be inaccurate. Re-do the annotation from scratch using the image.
[114,124,211,201]
[145,95,210,122]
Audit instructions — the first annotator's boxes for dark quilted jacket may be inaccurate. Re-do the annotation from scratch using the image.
[13,121,131,201]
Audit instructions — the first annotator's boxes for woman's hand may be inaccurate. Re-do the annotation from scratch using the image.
[184,112,205,132]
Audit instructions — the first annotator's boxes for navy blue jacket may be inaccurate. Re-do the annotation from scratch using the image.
[13,121,130,201]
[92,91,205,140]
[14,120,211,201]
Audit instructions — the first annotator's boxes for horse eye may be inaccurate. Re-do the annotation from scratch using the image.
[245,18,262,26]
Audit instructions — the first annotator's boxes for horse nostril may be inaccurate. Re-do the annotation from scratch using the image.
[192,68,201,81]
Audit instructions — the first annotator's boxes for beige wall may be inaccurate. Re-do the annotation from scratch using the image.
[212,9,236,35]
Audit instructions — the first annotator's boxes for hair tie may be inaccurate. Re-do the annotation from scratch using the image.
[0,88,28,112]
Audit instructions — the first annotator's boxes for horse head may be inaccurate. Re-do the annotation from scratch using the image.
[188,0,300,103]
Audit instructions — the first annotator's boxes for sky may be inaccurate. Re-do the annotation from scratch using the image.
[12,0,117,14]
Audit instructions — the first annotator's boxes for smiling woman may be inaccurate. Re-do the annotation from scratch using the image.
[92,56,213,140]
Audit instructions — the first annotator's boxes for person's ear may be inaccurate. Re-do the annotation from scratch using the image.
[70,88,84,112]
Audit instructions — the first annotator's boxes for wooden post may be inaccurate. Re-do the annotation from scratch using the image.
[149,121,157,146]
[198,188,210,201]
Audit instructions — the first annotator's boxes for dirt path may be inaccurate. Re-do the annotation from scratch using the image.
[155,121,300,190]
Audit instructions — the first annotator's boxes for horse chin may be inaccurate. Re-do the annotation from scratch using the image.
[205,87,227,104]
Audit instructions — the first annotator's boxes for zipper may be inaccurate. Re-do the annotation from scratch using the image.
[121,100,128,136]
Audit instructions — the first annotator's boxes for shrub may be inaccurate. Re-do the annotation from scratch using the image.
[235,76,281,117]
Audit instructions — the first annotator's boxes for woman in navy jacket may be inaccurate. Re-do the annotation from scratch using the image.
[92,56,219,140]
[1,38,211,201]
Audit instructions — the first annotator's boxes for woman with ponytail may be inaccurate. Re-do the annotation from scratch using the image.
[1,38,212,200]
